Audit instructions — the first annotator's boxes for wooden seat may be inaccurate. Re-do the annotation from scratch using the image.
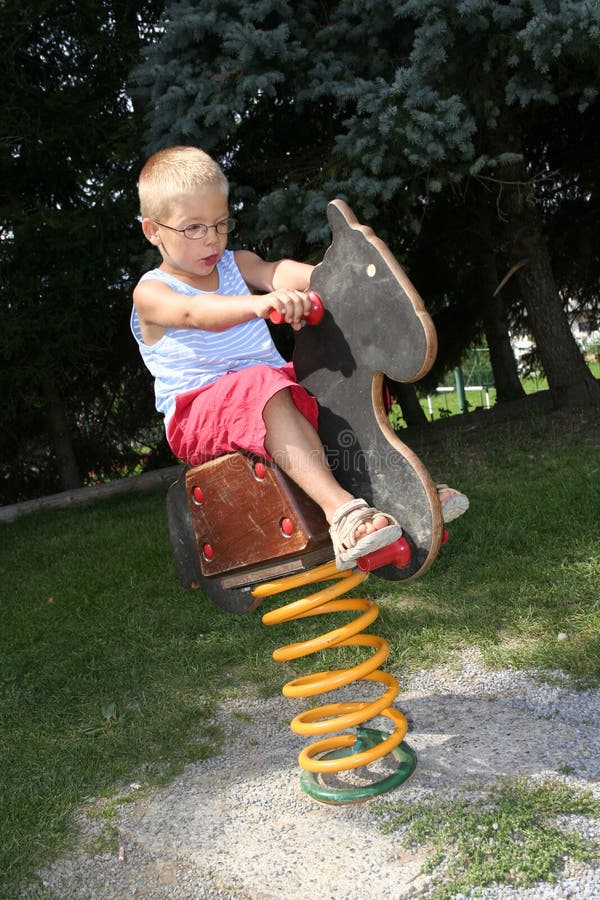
[185,452,331,577]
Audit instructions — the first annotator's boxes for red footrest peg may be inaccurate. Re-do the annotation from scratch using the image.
[357,536,412,573]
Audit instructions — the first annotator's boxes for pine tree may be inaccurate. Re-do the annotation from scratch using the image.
[1,0,164,498]
[133,0,600,407]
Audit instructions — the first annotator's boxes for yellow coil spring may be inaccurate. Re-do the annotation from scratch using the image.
[251,560,409,776]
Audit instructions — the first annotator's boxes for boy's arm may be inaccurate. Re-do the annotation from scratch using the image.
[133,257,314,335]
[236,250,313,293]
[133,279,275,334]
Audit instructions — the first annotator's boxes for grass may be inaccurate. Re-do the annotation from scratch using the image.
[0,493,272,896]
[379,404,600,680]
[1,403,599,896]
[390,355,600,424]
[372,777,599,899]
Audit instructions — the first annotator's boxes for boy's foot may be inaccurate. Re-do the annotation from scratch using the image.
[436,484,469,523]
[329,498,402,570]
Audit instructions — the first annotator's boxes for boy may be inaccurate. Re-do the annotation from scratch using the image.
[131,146,466,570]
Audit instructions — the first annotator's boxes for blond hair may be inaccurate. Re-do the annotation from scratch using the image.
[138,146,229,219]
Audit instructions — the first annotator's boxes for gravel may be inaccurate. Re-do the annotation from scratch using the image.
[26,648,600,899]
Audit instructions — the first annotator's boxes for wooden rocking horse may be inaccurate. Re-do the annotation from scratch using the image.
[166,199,444,613]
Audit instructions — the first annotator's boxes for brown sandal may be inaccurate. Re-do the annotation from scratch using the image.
[436,484,469,523]
[329,498,402,570]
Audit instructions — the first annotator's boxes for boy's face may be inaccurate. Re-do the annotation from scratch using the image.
[142,189,230,281]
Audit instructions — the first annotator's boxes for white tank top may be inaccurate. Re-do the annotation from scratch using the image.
[131,250,286,424]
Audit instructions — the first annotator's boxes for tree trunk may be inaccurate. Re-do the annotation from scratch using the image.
[511,203,600,407]
[393,381,428,427]
[42,377,82,491]
[481,290,526,402]
[489,113,600,409]
[473,193,526,403]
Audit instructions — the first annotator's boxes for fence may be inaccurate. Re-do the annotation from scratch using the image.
[425,361,493,420]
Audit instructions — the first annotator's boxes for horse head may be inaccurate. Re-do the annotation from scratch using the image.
[294,199,442,579]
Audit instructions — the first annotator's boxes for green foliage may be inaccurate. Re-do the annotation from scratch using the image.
[0,0,165,500]
[373,778,599,898]
[2,0,600,499]
[134,0,600,238]
[133,0,600,414]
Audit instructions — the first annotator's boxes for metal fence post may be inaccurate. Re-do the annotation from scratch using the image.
[454,367,467,413]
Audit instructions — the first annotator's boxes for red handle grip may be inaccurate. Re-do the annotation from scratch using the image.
[269,290,324,326]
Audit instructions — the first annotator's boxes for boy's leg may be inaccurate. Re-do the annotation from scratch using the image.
[263,389,387,534]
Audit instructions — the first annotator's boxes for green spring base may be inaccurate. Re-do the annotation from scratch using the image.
[299,727,417,804]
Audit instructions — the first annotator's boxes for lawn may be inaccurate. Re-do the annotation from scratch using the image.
[390,354,600,423]
[1,401,599,896]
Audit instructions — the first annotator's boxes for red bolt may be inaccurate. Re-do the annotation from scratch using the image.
[192,486,204,503]
[280,517,294,536]
[203,543,214,560]
[254,461,266,480]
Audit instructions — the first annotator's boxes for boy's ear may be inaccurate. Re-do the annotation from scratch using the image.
[141,218,161,245]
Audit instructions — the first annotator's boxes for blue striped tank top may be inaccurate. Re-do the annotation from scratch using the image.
[130,249,286,424]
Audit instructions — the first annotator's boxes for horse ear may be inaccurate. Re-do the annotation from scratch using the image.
[326,198,358,234]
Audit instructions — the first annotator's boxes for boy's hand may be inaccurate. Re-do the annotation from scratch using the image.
[257,290,313,331]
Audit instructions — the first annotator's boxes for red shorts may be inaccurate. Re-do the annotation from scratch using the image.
[166,362,319,466]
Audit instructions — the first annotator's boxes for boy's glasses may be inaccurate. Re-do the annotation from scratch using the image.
[152,217,237,240]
